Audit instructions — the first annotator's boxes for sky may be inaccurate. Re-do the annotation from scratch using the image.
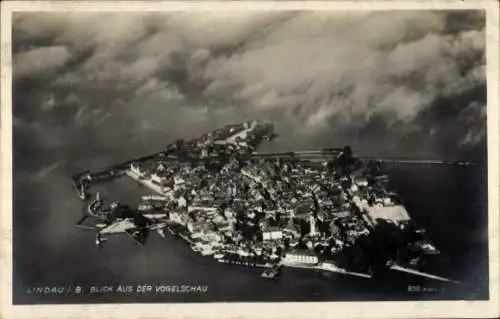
[12,10,487,171]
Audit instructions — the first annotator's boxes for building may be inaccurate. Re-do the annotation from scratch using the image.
[353,176,369,187]
[142,195,167,202]
[262,227,283,241]
[365,204,411,224]
[282,250,319,265]
[216,221,234,232]
[202,231,222,243]
[283,219,300,238]
[169,212,182,224]
[187,220,205,233]
[130,163,146,177]
[177,196,187,208]
[151,173,167,185]
[138,204,153,212]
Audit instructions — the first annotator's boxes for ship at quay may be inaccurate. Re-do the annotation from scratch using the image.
[72,120,468,283]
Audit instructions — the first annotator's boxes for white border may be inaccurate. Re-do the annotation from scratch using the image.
[1,1,499,319]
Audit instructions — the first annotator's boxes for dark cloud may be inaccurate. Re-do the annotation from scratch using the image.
[14,46,71,80]
[12,10,487,166]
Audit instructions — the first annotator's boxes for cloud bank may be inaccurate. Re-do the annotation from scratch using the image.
[12,10,486,166]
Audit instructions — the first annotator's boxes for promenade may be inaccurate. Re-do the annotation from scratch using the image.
[125,169,174,200]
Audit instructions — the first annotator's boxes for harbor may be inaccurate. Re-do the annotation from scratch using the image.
[67,121,464,284]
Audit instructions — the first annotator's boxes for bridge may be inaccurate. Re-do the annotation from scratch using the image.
[250,150,480,167]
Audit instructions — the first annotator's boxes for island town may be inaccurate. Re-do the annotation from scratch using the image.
[73,121,457,282]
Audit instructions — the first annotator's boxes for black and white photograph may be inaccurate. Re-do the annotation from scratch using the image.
[1,1,499,318]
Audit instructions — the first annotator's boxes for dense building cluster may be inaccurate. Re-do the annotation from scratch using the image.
[109,121,436,273]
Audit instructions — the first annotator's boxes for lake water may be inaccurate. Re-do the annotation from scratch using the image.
[12,145,488,304]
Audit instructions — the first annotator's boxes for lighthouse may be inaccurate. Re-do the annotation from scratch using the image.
[79,184,88,200]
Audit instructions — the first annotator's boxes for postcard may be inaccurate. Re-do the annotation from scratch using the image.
[1,1,498,318]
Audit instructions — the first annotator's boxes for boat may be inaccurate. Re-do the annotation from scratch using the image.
[213,253,224,259]
[261,266,281,279]
[200,248,214,256]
